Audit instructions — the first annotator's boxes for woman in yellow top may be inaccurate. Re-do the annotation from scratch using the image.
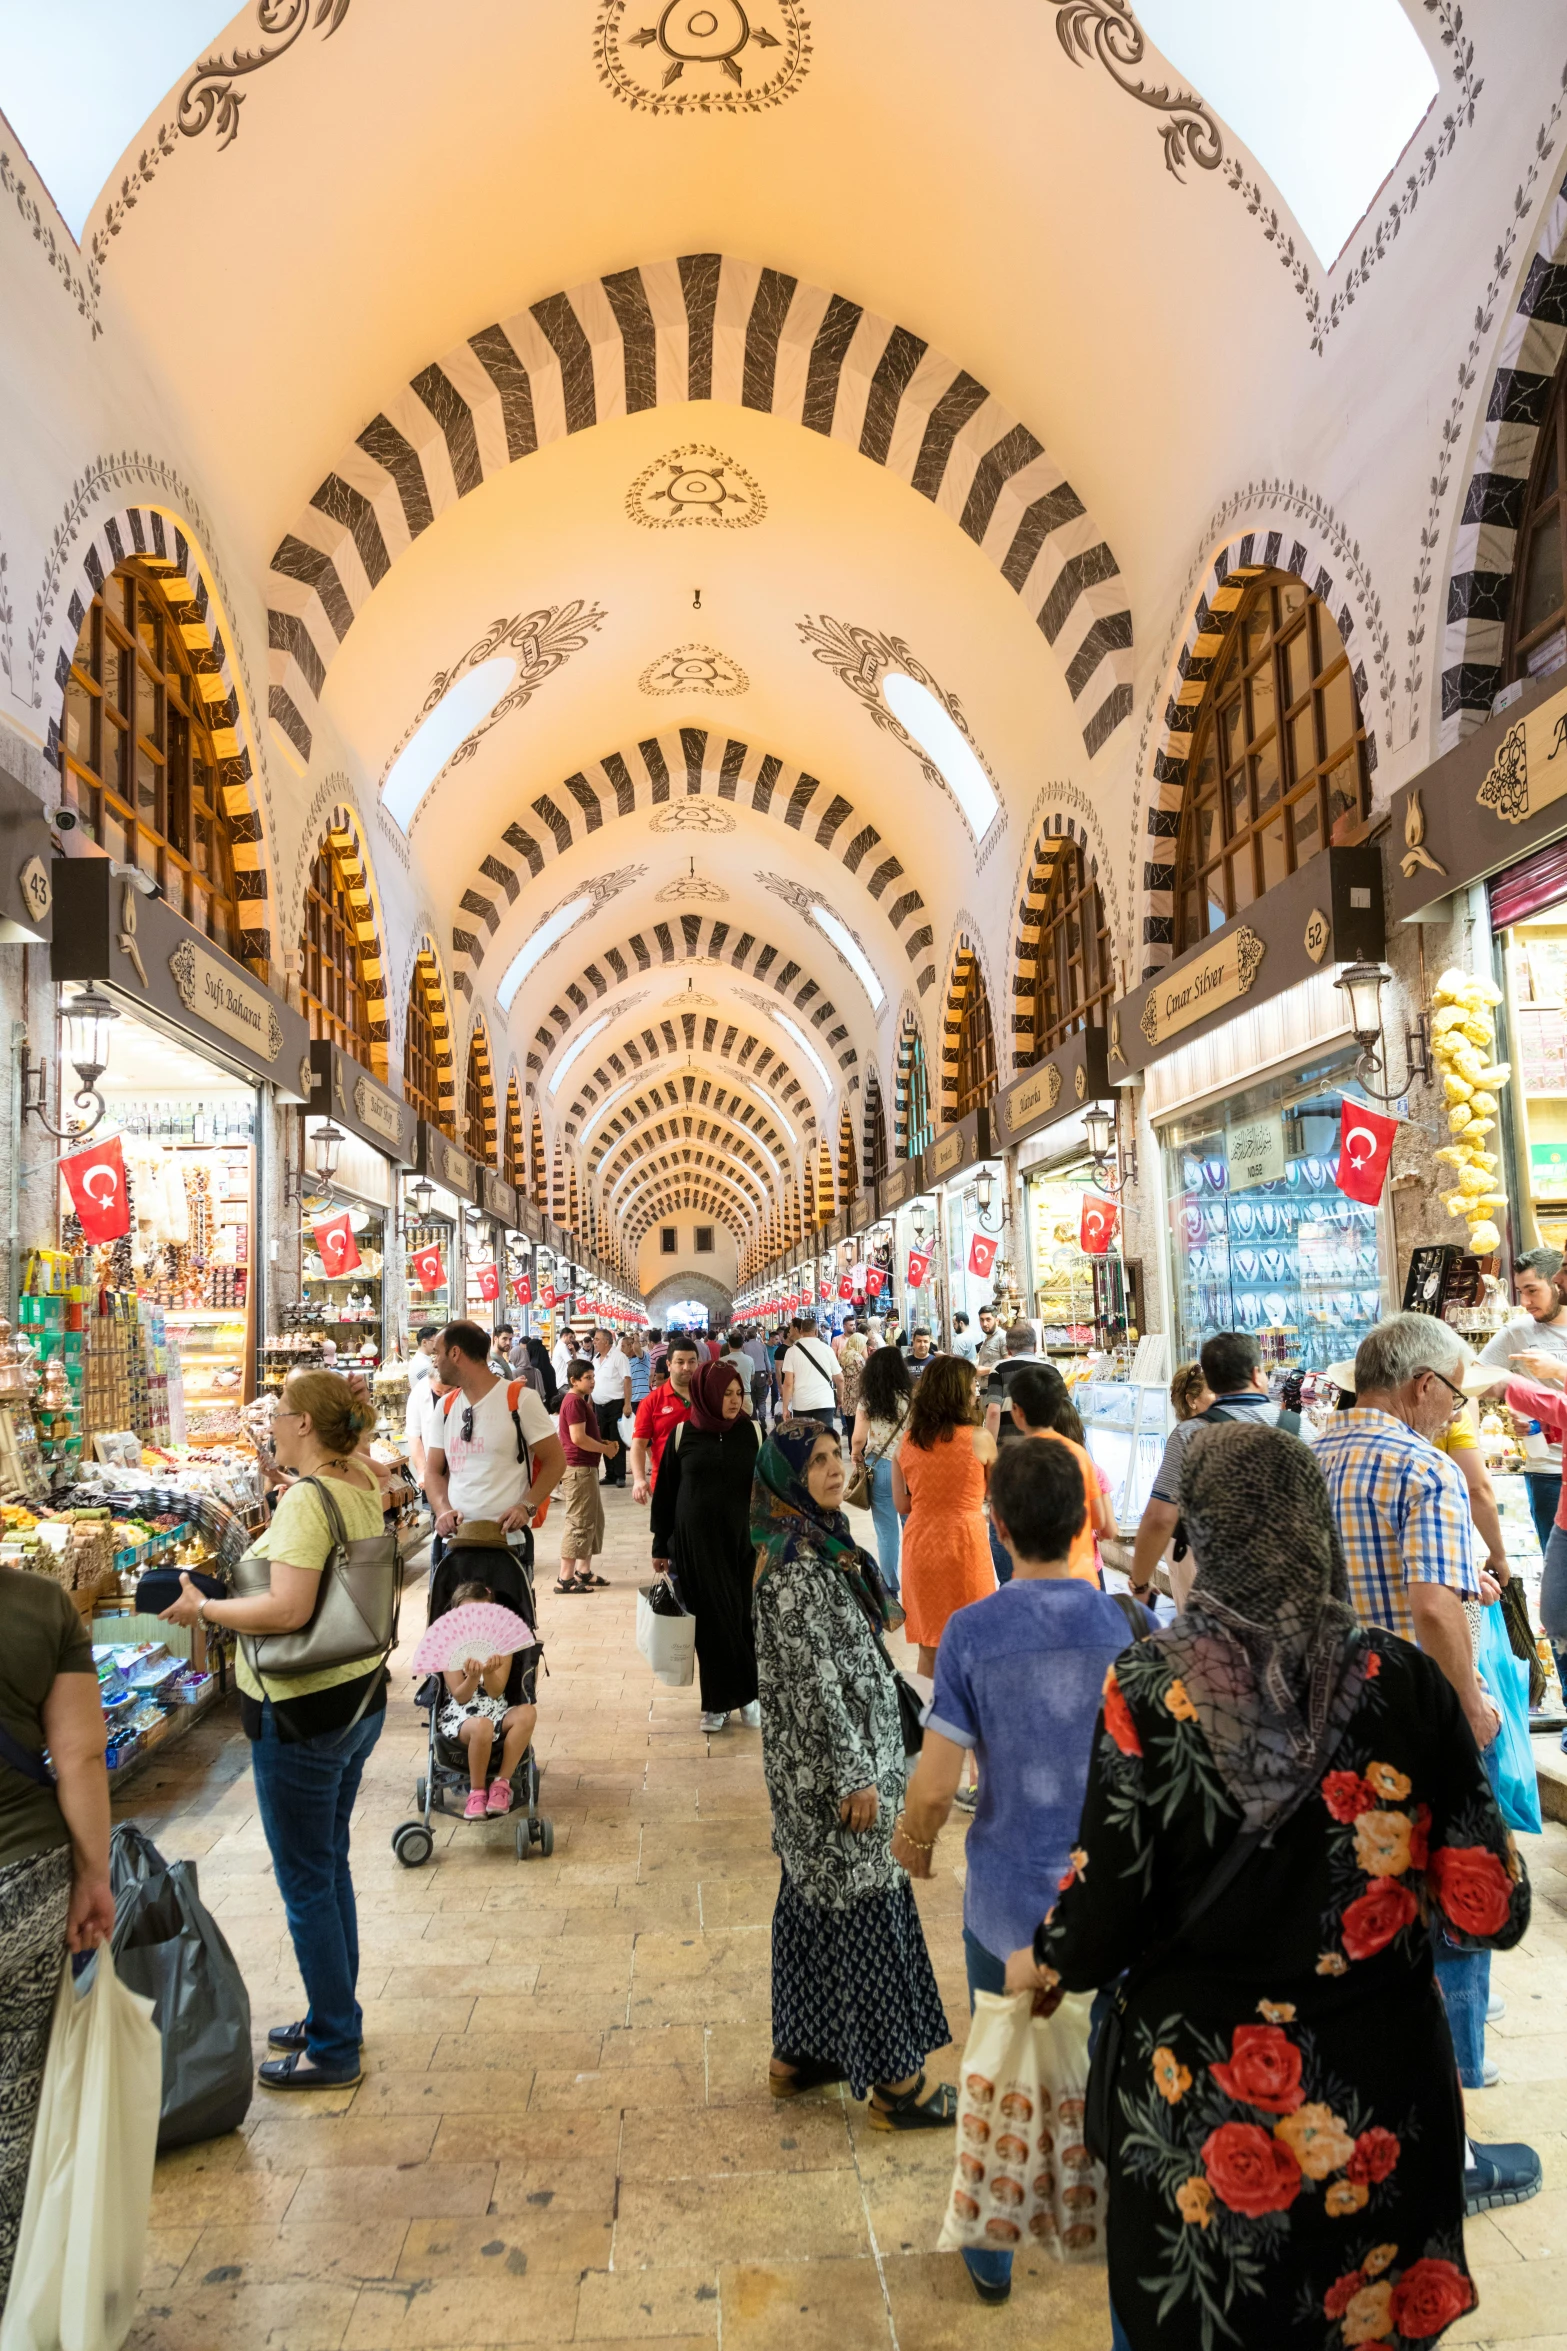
[160,1370,388,2092]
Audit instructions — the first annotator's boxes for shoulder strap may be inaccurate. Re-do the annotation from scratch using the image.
[300,1473,351,1552]
[1112,1592,1150,1642]
[1110,1824,1268,2020]
[0,1717,53,1789]
[506,1380,533,1470]
[799,1340,838,1382]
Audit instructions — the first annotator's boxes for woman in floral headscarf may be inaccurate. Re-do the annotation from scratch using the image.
[651,1358,760,1732]
[751,1420,955,2128]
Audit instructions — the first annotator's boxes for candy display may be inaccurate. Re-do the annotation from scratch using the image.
[1430,965,1511,1257]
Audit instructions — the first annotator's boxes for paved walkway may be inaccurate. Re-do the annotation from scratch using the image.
[116,1482,1567,2349]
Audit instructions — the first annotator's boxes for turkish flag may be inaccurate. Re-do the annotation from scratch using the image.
[838,1276,853,1301]
[541,1282,558,1309]
[864,1265,886,1298]
[1079,1194,1119,1256]
[61,1135,130,1242]
[1337,1100,1401,1205]
[474,1262,500,1302]
[410,1242,446,1290]
[819,1282,832,1303]
[968,1233,999,1280]
[906,1248,932,1290]
[312,1211,361,1277]
[512,1274,533,1305]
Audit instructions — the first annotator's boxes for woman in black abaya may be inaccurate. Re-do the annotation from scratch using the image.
[651,1359,761,1732]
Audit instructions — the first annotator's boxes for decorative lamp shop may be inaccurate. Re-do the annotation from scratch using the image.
[293,1039,417,1385]
[992,1025,1140,1362]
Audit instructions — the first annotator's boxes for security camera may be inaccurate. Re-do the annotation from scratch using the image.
[54,807,79,832]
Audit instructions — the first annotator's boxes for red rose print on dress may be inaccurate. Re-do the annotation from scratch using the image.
[1321,1770,1377,1823]
[1102,1668,1142,1757]
[1343,2125,1401,2186]
[1208,2025,1306,2116]
[1200,2121,1302,2217]
[1428,1845,1513,1938]
[1322,2267,1366,2319]
[1387,2256,1473,2337]
[1340,1879,1419,1962]
[1408,1803,1430,1871]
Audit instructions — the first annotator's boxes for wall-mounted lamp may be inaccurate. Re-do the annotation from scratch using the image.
[20,987,120,1142]
[408,1175,436,1221]
[1334,961,1432,1104]
[313,1122,345,1185]
[972,1165,1003,1234]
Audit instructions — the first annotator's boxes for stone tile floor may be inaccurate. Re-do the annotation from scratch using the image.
[113,1484,1567,2348]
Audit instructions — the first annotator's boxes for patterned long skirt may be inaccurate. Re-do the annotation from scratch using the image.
[0,1842,72,2310]
[771,1869,951,2100]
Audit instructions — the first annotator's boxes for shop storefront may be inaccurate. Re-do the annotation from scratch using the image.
[405,1125,475,1342]
[293,1039,417,1384]
[465,1167,517,1333]
[992,1027,1140,1363]
[876,1155,939,1338]
[925,1109,1006,1342]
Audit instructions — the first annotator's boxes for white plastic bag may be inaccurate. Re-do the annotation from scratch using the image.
[0,1945,162,2351]
[936,1988,1107,2264]
[636,1584,696,1686]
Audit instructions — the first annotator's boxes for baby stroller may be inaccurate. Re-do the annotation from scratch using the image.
[392,1531,553,1867]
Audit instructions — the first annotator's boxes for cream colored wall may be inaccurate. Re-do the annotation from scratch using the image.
[636,1223,740,1302]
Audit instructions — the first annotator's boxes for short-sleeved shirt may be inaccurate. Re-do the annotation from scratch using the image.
[434,1380,558,1521]
[984,1353,1050,1448]
[952,1330,979,1362]
[405,1375,447,1467]
[1482,1315,1567,1466]
[234,1472,389,1731]
[591,1347,631,1409]
[559,1389,601,1467]
[1314,1408,1481,1642]
[928,1578,1151,1957]
[1149,1393,1284,1506]
[0,1570,94,1869]
[783,1340,838,1411]
[634,1382,691,1480]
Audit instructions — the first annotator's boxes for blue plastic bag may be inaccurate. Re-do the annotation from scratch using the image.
[1477,1600,1542,1835]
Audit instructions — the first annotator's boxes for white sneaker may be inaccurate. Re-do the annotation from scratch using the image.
[699,1711,729,1732]
[1488,1991,1506,2023]
[738,1701,762,1728]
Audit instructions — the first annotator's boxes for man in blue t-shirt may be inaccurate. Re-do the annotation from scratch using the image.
[892,1440,1149,2306]
[1127,1330,1286,1609]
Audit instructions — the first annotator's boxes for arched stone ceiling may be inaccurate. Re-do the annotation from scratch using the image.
[577,1058,804,1168]
[557,1013,826,1143]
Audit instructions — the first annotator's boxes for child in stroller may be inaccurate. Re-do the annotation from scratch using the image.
[439,1579,537,1817]
[393,1523,552,1866]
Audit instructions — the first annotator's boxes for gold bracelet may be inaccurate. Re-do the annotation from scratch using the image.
[895,1818,937,1852]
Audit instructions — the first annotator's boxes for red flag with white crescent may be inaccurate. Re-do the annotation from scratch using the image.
[541,1282,558,1309]
[61,1135,130,1242]
[1336,1100,1400,1206]
[1079,1194,1119,1256]
[410,1241,446,1289]
[838,1276,854,1301]
[967,1232,998,1280]
[865,1264,886,1298]
[312,1210,361,1277]
[511,1274,532,1305]
[906,1248,932,1290]
[474,1261,500,1302]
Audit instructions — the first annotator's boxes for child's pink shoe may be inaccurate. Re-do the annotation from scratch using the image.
[486,1777,513,1816]
[463,1788,488,1820]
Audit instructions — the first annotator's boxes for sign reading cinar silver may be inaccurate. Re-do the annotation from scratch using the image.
[1141,925,1266,1050]
[169,939,283,1061]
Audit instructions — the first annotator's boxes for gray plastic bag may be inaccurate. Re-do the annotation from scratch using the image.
[108,1823,252,2149]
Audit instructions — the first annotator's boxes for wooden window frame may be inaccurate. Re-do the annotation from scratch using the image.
[1506,363,1567,687]
[953,961,997,1121]
[301,841,372,1060]
[404,960,445,1132]
[465,1032,493,1167]
[1032,842,1114,1059]
[903,1029,935,1160]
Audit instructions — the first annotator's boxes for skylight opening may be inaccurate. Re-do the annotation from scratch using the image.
[769,1007,834,1096]
[880,673,999,839]
[496,892,592,1012]
[382,657,516,832]
[810,905,885,1011]
[1135,0,1438,269]
[547,1014,612,1099]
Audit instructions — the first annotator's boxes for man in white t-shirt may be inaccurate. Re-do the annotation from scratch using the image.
[781,1319,844,1436]
[404,1326,444,1488]
[591,1328,632,1486]
[425,1321,565,1538]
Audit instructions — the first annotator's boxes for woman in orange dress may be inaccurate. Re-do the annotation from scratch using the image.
[891,1355,997,1674]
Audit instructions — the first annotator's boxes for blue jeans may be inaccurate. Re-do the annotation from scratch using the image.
[250,1701,384,2073]
[988,1522,1012,1587]
[1432,1731,1500,2088]
[960,1930,1013,2293]
[1525,1472,1560,1555]
[869,1455,902,1597]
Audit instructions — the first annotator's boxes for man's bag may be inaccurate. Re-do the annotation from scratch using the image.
[936,1990,1107,2265]
[637,1581,696,1687]
[0,1946,162,2351]
[108,1822,252,2148]
[1478,1600,1543,1835]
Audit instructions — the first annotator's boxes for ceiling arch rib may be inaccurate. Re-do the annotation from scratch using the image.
[605,1128,773,1218]
[578,1061,800,1165]
[558,1018,825,1139]
[597,1105,784,1194]
[265,254,1133,773]
[621,1156,761,1234]
[626,1183,751,1244]
[453,728,937,1003]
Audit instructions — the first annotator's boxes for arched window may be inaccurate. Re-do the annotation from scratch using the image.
[404,952,447,1133]
[58,562,258,969]
[302,833,373,1062]
[951,952,996,1122]
[862,1070,889,1183]
[1506,363,1567,685]
[838,1104,858,1204]
[1173,568,1368,953]
[502,1075,524,1191]
[1031,840,1113,1060]
[464,1025,495,1166]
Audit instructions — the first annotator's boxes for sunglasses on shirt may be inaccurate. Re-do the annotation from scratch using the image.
[459,1405,475,1443]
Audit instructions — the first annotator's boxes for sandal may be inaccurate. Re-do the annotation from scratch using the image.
[582,1570,610,1586]
[553,1575,588,1594]
[867,2071,959,2131]
[769,2052,848,2099]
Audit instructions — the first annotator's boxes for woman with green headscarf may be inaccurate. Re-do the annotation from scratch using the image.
[751,1418,955,2126]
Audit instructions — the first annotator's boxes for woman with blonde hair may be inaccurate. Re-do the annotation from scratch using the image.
[161,1368,391,2092]
[892,1353,996,1675]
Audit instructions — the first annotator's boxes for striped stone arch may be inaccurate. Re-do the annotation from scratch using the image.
[502,1069,525,1189]
[407,937,458,1132]
[893,1005,934,1160]
[1138,537,1378,980]
[463,1016,498,1167]
[267,255,1133,770]
[561,1017,824,1136]
[48,505,272,966]
[526,918,860,1078]
[861,1068,888,1183]
[935,930,998,1127]
[528,1108,546,1208]
[601,1117,776,1212]
[297,797,392,1078]
[611,1144,770,1225]
[452,727,936,1002]
[837,1103,858,1204]
[1440,161,1567,748]
[584,1074,791,1176]
[629,1185,750,1248]
[1010,811,1110,1073]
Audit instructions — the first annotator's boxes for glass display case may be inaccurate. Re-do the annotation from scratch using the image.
[1159,1049,1387,1373]
[1078,1379,1175,1532]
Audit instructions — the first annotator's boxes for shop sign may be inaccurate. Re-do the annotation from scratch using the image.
[993,1027,1109,1146]
[1226,1113,1287,1192]
[167,938,283,1062]
[880,1157,922,1209]
[925,1107,993,1188]
[1141,926,1266,1052]
[482,1169,516,1221]
[307,1042,417,1163]
[411,1121,477,1202]
[1387,670,1567,922]
[0,767,55,943]
[516,1198,544,1242]
[1476,673,1567,827]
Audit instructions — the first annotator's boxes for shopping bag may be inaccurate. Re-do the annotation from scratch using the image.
[109,1822,253,2148]
[1477,1600,1543,1835]
[936,1988,1107,2264]
[0,1945,162,2351]
[636,1582,696,1686]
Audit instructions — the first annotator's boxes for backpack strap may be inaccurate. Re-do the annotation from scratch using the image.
[506,1380,533,1472]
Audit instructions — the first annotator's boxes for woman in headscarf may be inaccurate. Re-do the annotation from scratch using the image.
[752,1420,956,2129]
[1004,1423,1531,2351]
[650,1358,761,1733]
[836,1316,870,1425]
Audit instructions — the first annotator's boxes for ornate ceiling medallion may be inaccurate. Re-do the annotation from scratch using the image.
[649,802,736,834]
[665,990,717,1009]
[655,869,730,903]
[628,445,764,531]
[639,643,749,696]
[595,1,812,115]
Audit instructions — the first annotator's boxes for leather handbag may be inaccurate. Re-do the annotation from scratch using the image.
[233,1475,400,1683]
[845,1408,905,1512]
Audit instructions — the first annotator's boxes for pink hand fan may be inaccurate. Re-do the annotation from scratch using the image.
[411,1600,534,1678]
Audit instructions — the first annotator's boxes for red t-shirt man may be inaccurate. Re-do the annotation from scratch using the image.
[633,1380,691,1485]
[559,1387,601,1468]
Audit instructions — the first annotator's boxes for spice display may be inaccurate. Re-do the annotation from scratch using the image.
[1431,966,1511,1256]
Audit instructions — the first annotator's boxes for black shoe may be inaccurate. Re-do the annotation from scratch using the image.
[267,2019,364,2053]
[257,2050,362,2092]
[1465,2139,1542,2214]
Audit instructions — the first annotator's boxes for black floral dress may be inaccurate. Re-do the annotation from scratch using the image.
[1037,1629,1529,2351]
